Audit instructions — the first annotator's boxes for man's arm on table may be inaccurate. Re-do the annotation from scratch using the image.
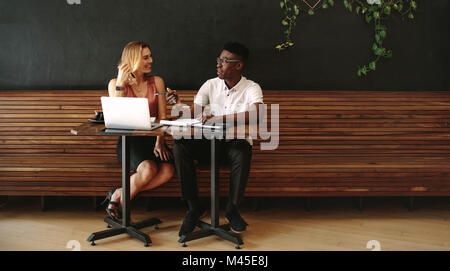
[194,102,263,126]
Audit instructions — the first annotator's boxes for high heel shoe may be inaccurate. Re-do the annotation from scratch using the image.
[101,188,122,220]
[100,187,116,206]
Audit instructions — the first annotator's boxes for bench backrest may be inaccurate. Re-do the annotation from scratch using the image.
[1,90,449,197]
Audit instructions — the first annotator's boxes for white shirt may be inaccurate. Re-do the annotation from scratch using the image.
[194,76,263,144]
[194,76,263,116]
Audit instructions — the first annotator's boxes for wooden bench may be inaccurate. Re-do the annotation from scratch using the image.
[1,90,449,208]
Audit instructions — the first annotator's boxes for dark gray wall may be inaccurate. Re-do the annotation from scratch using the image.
[0,0,448,91]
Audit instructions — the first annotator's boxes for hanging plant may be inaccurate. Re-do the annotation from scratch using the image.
[276,0,334,50]
[276,0,417,77]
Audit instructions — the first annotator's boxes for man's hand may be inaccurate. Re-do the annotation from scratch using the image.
[195,111,222,124]
[206,115,223,124]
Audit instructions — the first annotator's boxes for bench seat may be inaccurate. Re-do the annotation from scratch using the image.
[1,90,449,198]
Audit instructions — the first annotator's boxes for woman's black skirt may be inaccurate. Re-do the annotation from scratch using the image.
[116,136,173,172]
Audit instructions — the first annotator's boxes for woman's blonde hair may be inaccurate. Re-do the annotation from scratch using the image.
[118,41,151,76]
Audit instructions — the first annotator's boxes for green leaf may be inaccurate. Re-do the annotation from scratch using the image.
[369,61,376,70]
[362,7,367,14]
[373,11,380,20]
[322,2,328,9]
[372,43,378,51]
[375,34,380,44]
[344,0,352,12]
[384,50,392,58]
[411,1,417,10]
[379,30,386,39]
[375,24,387,31]
[356,6,360,15]
[308,9,314,15]
[374,48,385,56]
[408,13,414,19]
[294,5,299,15]
[361,67,367,75]
[282,20,288,26]
[328,0,334,7]
[280,1,284,9]
[384,6,391,15]
[343,0,349,8]
[357,69,362,77]
[365,15,372,23]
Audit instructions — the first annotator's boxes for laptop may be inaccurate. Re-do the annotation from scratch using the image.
[101,97,157,130]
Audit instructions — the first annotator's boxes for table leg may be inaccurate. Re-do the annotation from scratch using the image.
[122,135,131,227]
[86,135,162,247]
[178,133,244,248]
[211,136,219,228]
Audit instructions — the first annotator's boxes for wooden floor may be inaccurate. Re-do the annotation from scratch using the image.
[0,196,449,251]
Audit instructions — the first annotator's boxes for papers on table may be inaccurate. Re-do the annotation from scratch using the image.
[160,118,222,129]
[160,118,201,126]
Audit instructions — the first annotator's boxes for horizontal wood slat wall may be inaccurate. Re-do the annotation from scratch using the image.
[1,90,449,197]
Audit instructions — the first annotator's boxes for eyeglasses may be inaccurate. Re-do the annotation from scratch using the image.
[216,57,241,65]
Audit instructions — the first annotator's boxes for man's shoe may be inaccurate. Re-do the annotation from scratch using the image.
[178,209,205,237]
[225,209,248,234]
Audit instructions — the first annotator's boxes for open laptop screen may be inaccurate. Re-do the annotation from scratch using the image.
[101,97,153,130]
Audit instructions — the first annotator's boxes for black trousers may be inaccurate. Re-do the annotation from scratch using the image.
[173,138,252,207]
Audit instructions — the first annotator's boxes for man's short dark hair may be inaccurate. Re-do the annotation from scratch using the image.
[223,42,250,63]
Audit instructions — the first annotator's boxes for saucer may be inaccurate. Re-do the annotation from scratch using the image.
[88,119,104,123]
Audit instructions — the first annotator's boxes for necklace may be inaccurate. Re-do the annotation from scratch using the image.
[131,81,148,97]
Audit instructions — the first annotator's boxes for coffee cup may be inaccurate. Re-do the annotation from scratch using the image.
[94,111,104,121]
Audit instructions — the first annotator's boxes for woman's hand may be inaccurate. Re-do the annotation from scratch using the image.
[166,88,179,105]
[154,140,172,161]
[117,63,133,87]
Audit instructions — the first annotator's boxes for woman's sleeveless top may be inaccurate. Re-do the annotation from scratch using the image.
[123,75,159,118]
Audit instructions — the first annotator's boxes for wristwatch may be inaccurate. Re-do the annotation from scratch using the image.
[115,85,122,91]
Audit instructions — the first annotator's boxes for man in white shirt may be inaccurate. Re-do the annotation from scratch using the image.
[174,42,263,237]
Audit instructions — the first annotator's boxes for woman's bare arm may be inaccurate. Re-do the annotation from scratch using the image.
[108,78,125,97]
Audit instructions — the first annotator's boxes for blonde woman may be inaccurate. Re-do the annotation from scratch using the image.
[102,41,175,220]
